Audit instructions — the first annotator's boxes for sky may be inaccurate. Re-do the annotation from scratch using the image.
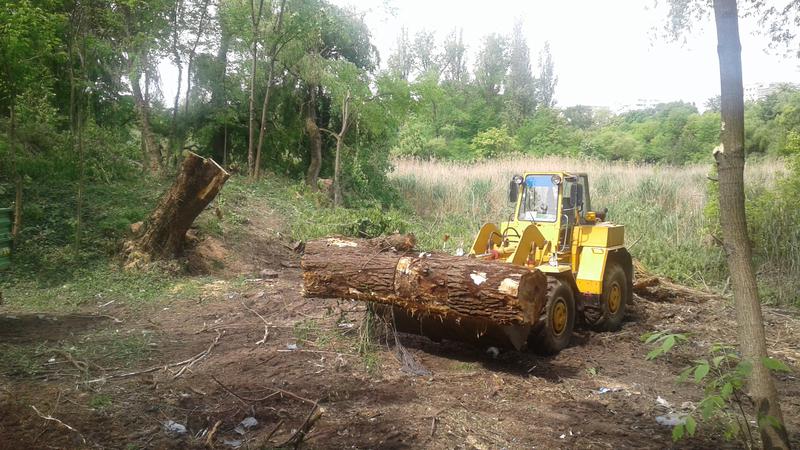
[328,0,800,110]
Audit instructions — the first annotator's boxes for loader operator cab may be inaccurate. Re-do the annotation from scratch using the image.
[511,172,591,250]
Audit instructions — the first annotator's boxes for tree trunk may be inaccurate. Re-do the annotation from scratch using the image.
[184,0,210,116]
[713,1,790,448]
[210,28,231,163]
[124,152,229,268]
[170,58,182,164]
[254,0,288,180]
[305,85,322,191]
[184,54,193,116]
[169,0,184,167]
[334,92,350,207]
[302,237,547,327]
[254,60,277,179]
[247,0,264,178]
[130,66,161,174]
[9,104,21,242]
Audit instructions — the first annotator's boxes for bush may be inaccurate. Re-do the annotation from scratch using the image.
[470,126,518,159]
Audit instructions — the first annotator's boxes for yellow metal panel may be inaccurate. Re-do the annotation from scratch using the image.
[470,223,502,255]
[577,224,625,248]
[577,278,603,294]
[575,246,608,295]
[509,224,547,266]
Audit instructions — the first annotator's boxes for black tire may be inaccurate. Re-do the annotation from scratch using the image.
[532,278,575,355]
[591,262,629,332]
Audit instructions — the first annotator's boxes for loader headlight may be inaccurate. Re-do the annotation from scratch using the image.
[551,175,562,185]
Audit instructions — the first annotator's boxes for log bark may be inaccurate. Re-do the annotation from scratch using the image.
[124,152,229,268]
[302,237,547,327]
[713,1,789,447]
[366,233,416,252]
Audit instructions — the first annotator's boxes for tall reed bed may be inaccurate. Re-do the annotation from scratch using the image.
[391,156,789,300]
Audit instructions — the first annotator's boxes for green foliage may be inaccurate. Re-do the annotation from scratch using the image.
[470,126,518,159]
[643,334,793,445]
[640,330,689,360]
[90,394,113,410]
[704,151,800,304]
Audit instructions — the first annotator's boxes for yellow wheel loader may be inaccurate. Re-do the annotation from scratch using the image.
[386,172,632,354]
[470,172,632,353]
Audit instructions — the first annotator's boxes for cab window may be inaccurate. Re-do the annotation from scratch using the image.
[518,175,558,222]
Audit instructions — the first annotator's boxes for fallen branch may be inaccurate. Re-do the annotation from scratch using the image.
[31,405,86,444]
[172,330,222,379]
[265,419,284,442]
[239,299,270,345]
[210,375,316,405]
[205,420,222,448]
[276,402,324,449]
[52,349,89,375]
[86,331,222,384]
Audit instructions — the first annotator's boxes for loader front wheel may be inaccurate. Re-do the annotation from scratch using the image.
[591,262,628,331]
[532,278,575,355]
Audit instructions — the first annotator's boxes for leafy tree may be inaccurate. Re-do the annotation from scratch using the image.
[535,41,557,108]
[473,33,509,100]
[470,125,517,159]
[387,27,413,81]
[562,105,596,130]
[412,30,439,76]
[440,29,468,85]
[505,21,536,129]
[664,1,791,447]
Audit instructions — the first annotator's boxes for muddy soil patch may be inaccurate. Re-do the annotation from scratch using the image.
[0,314,111,344]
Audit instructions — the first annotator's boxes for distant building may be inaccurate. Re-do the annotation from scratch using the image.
[613,98,670,114]
[744,82,800,101]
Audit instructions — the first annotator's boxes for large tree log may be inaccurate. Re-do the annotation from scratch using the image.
[124,152,229,268]
[302,237,547,328]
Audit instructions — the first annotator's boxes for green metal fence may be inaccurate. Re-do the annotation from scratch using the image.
[0,207,12,270]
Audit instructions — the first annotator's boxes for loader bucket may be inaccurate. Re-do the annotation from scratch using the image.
[376,304,534,351]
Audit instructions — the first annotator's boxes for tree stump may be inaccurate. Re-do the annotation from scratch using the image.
[124,152,229,269]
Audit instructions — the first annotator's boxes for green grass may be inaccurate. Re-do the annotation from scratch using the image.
[0,331,154,379]
[89,394,113,410]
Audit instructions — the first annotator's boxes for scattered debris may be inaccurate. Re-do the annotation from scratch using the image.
[234,416,258,435]
[286,343,299,351]
[163,420,188,436]
[656,413,688,427]
[259,269,279,279]
[223,438,243,448]
[656,396,671,409]
[31,405,86,444]
[597,387,618,394]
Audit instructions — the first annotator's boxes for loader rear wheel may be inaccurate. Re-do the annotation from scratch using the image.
[532,278,575,355]
[591,262,628,332]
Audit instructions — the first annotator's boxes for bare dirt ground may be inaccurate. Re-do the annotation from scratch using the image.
[2,205,800,449]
